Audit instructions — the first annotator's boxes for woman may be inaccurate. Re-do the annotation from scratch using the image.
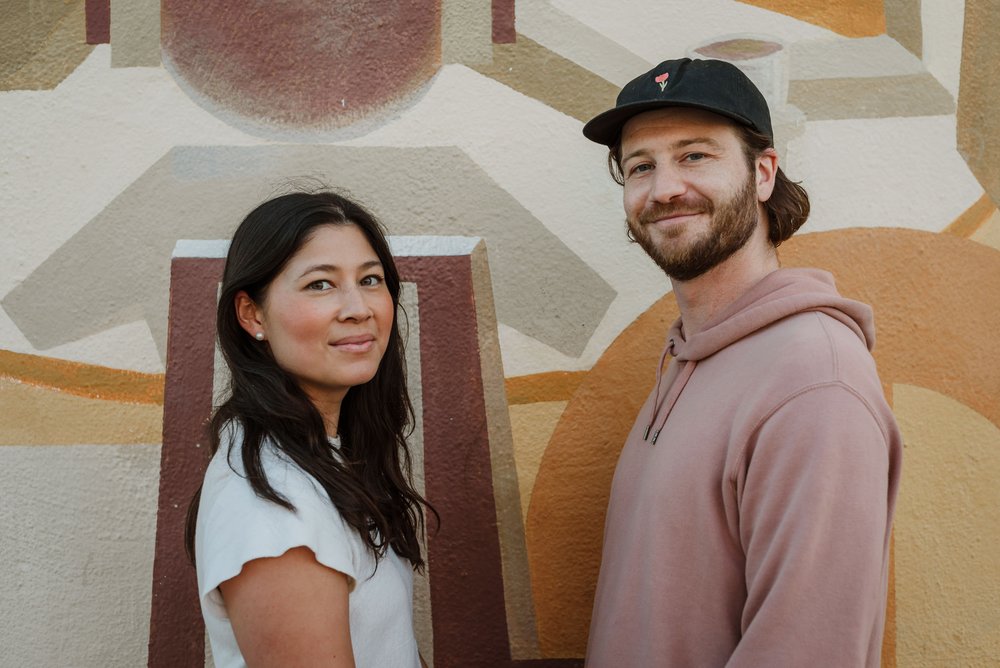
[185,190,433,667]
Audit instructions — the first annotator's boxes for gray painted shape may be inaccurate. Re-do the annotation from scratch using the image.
[789,35,926,81]
[788,72,954,120]
[2,145,614,360]
[884,0,923,59]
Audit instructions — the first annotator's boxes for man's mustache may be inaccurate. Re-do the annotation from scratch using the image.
[636,198,714,226]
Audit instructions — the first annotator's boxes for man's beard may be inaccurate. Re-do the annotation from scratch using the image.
[626,175,759,282]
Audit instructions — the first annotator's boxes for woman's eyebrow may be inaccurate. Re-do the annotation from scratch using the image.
[298,259,383,278]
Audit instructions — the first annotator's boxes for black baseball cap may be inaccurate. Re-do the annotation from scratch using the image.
[582,58,773,146]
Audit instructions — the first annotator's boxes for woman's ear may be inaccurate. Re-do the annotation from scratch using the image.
[755,147,778,203]
[235,291,265,341]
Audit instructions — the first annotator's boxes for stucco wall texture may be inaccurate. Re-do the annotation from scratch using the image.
[1,1,997,666]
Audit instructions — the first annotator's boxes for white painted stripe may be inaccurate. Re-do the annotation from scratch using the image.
[388,235,481,257]
[172,239,229,258]
[173,236,482,259]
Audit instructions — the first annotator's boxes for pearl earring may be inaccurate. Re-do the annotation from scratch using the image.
[255,332,264,341]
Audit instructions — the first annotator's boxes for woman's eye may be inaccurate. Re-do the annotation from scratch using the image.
[360,274,384,287]
[307,279,333,291]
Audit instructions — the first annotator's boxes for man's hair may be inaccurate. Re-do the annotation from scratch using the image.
[606,124,810,246]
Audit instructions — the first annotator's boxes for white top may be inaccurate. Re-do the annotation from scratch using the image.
[195,422,421,668]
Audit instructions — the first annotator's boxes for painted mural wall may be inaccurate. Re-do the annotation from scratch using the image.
[1,1,998,666]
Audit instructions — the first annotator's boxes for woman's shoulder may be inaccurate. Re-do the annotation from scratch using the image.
[198,419,354,546]
[209,419,294,478]
[196,421,371,597]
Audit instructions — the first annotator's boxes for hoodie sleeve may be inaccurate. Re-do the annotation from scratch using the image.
[729,382,892,667]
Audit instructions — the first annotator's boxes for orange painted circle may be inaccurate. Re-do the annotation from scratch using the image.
[526,228,1000,656]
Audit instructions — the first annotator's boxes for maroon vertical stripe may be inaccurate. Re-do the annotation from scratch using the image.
[147,257,223,667]
[148,249,582,665]
[397,255,512,667]
[492,0,516,43]
[86,0,111,44]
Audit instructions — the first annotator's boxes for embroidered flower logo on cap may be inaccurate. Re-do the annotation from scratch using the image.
[582,58,774,146]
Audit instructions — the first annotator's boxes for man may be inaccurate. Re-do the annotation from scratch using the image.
[582,58,902,666]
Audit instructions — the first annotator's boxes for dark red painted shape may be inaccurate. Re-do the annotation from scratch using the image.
[493,0,516,43]
[396,256,511,667]
[86,0,110,44]
[148,250,586,666]
[148,257,223,667]
[161,1,441,128]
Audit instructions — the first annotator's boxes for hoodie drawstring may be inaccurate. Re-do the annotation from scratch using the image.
[643,342,674,440]
[648,360,696,444]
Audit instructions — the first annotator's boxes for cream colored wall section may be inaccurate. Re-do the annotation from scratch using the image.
[921,0,966,98]
[0,445,160,666]
[441,0,493,65]
[894,384,1000,665]
[111,0,160,67]
[0,46,259,372]
[785,115,982,232]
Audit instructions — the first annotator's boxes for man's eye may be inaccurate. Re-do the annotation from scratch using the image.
[684,152,706,162]
[630,163,653,176]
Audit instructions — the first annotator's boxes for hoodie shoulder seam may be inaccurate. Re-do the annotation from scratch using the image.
[813,311,840,379]
[729,380,891,488]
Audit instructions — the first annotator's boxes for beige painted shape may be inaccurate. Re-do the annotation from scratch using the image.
[514,0,651,87]
[400,282,434,667]
[471,241,541,659]
[885,0,923,57]
[0,378,162,445]
[441,0,492,66]
[0,0,92,91]
[788,72,954,120]
[970,208,1000,250]
[893,384,1000,666]
[472,33,621,124]
[111,0,160,67]
[789,35,924,81]
[509,401,567,526]
[958,0,1000,207]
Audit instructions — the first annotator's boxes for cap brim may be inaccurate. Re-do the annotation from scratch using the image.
[582,99,758,146]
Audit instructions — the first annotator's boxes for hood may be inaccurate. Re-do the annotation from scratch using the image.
[640,269,874,445]
[667,268,875,362]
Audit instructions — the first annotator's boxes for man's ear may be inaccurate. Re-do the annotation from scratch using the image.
[755,147,778,203]
[234,290,265,340]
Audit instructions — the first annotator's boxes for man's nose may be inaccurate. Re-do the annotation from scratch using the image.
[649,164,686,203]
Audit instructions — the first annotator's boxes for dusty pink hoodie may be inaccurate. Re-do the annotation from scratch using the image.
[586,268,902,667]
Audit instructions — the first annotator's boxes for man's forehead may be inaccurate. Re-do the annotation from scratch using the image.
[621,107,740,146]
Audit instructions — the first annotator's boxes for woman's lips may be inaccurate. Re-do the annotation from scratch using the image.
[330,334,375,352]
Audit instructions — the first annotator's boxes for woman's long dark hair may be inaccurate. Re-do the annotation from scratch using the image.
[185,190,434,570]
